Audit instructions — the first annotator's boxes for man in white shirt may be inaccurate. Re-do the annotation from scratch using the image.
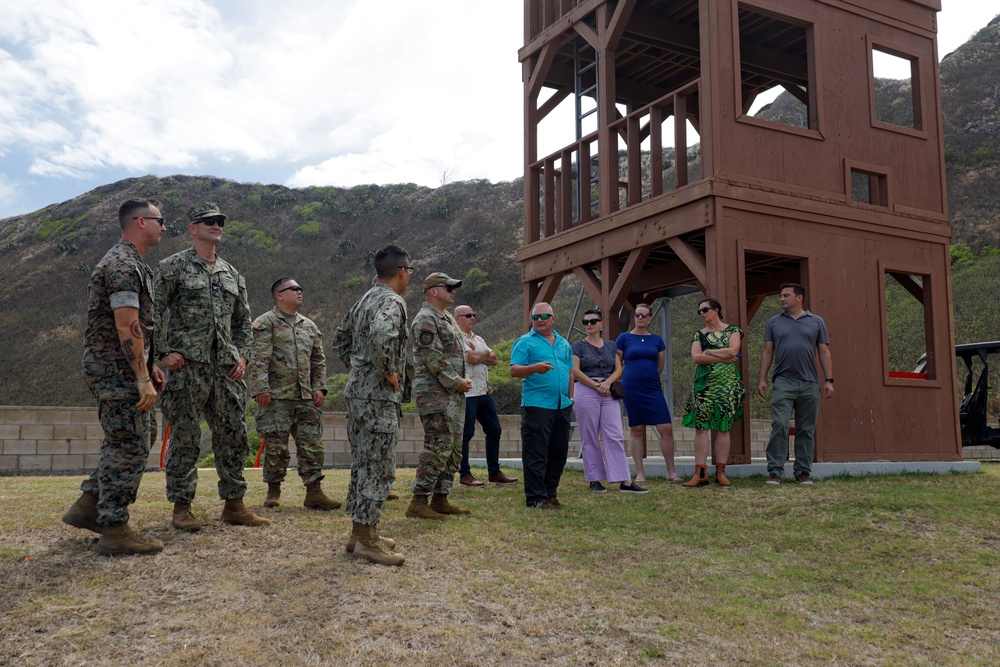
[454,305,517,486]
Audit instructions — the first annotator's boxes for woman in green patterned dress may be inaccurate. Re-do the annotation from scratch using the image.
[682,298,746,487]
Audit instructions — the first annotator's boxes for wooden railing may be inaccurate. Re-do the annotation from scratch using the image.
[526,79,702,244]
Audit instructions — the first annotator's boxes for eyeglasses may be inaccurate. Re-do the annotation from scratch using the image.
[398,266,414,274]
[582,318,601,325]
[698,307,712,314]
[133,216,166,227]
[634,312,650,319]
[278,285,303,293]
[194,217,225,228]
[531,313,553,321]
[458,313,476,319]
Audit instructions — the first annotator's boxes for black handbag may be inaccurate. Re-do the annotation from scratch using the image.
[589,340,626,400]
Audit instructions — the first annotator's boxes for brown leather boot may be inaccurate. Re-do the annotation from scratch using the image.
[350,522,404,566]
[346,522,396,553]
[96,520,163,556]
[263,482,281,507]
[715,463,732,487]
[62,491,102,534]
[221,498,271,526]
[303,480,341,510]
[430,493,472,515]
[682,465,710,488]
[405,494,446,520]
[171,502,202,532]
[387,491,399,500]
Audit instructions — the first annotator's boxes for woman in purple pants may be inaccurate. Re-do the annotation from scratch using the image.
[571,309,648,494]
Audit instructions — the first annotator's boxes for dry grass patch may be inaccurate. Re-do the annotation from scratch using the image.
[2,465,1000,665]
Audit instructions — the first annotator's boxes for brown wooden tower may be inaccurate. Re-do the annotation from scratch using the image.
[518,0,959,463]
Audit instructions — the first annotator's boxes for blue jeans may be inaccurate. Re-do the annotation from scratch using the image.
[766,376,821,477]
[461,394,502,476]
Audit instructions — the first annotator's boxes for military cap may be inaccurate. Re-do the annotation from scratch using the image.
[422,272,463,291]
[187,202,228,222]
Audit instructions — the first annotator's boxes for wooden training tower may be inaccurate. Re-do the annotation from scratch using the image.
[518,0,959,463]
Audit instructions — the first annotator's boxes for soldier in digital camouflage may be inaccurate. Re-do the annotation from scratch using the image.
[154,201,269,531]
[249,277,340,511]
[332,244,413,566]
[62,198,167,556]
[405,272,473,520]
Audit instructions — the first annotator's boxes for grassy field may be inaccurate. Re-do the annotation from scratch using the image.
[2,465,999,666]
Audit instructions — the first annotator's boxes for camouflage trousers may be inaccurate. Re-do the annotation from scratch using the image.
[411,395,465,496]
[160,360,249,504]
[80,397,154,526]
[256,399,325,485]
[344,398,398,525]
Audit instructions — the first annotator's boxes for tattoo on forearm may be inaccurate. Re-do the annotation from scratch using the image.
[122,339,137,364]
[130,321,142,338]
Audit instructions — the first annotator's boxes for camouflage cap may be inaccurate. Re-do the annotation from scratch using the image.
[422,272,463,291]
[187,202,227,222]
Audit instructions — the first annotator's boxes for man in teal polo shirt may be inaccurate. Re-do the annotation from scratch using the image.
[510,302,574,508]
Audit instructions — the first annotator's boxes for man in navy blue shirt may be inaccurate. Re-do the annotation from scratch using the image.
[510,303,574,508]
[758,283,834,486]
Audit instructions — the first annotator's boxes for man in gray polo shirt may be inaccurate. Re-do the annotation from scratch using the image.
[757,283,834,485]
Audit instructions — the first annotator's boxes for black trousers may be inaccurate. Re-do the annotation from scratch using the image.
[520,405,571,506]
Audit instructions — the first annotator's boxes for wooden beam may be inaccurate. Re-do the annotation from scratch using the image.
[609,246,652,309]
[574,21,599,50]
[605,0,638,50]
[573,265,604,304]
[889,272,925,304]
[746,294,768,323]
[528,41,559,98]
[667,236,707,286]
[538,88,570,120]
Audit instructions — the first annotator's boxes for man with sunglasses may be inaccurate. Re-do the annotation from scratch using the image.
[406,273,473,520]
[454,304,517,487]
[154,202,269,531]
[249,278,339,512]
[510,303,574,509]
[62,198,166,555]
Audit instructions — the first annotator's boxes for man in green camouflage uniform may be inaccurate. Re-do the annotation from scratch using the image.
[405,272,473,520]
[332,245,412,566]
[249,277,339,511]
[154,202,269,530]
[62,198,166,555]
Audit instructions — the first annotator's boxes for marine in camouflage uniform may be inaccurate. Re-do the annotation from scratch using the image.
[405,272,472,519]
[331,245,412,566]
[62,198,166,555]
[154,202,268,529]
[249,277,339,510]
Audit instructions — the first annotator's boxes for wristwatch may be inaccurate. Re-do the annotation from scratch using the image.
[825,377,834,383]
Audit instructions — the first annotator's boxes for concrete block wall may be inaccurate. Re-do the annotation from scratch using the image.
[1,405,993,475]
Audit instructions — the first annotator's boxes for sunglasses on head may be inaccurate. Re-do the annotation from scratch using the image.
[531,313,553,321]
[194,217,225,228]
[582,318,601,325]
[698,307,712,314]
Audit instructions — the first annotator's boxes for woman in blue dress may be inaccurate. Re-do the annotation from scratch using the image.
[615,303,680,483]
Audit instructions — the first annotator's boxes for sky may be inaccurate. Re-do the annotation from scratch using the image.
[0,1,996,220]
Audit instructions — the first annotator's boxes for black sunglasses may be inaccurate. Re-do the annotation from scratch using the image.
[582,318,601,325]
[279,285,303,293]
[133,216,166,227]
[531,313,553,321]
[458,313,476,319]
[698,307,712,314]
[194,217,225,228]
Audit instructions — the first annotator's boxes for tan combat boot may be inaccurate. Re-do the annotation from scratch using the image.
[303,480,342,510]
[430,493,472,515]
[96,520,163,556]
[172,502,202,532]
[221,498,271,526]
[263,482,281,507]
[349,522,404,566]
[62,491,102,534]
[405,494,446,520]
[346,522,396,553]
